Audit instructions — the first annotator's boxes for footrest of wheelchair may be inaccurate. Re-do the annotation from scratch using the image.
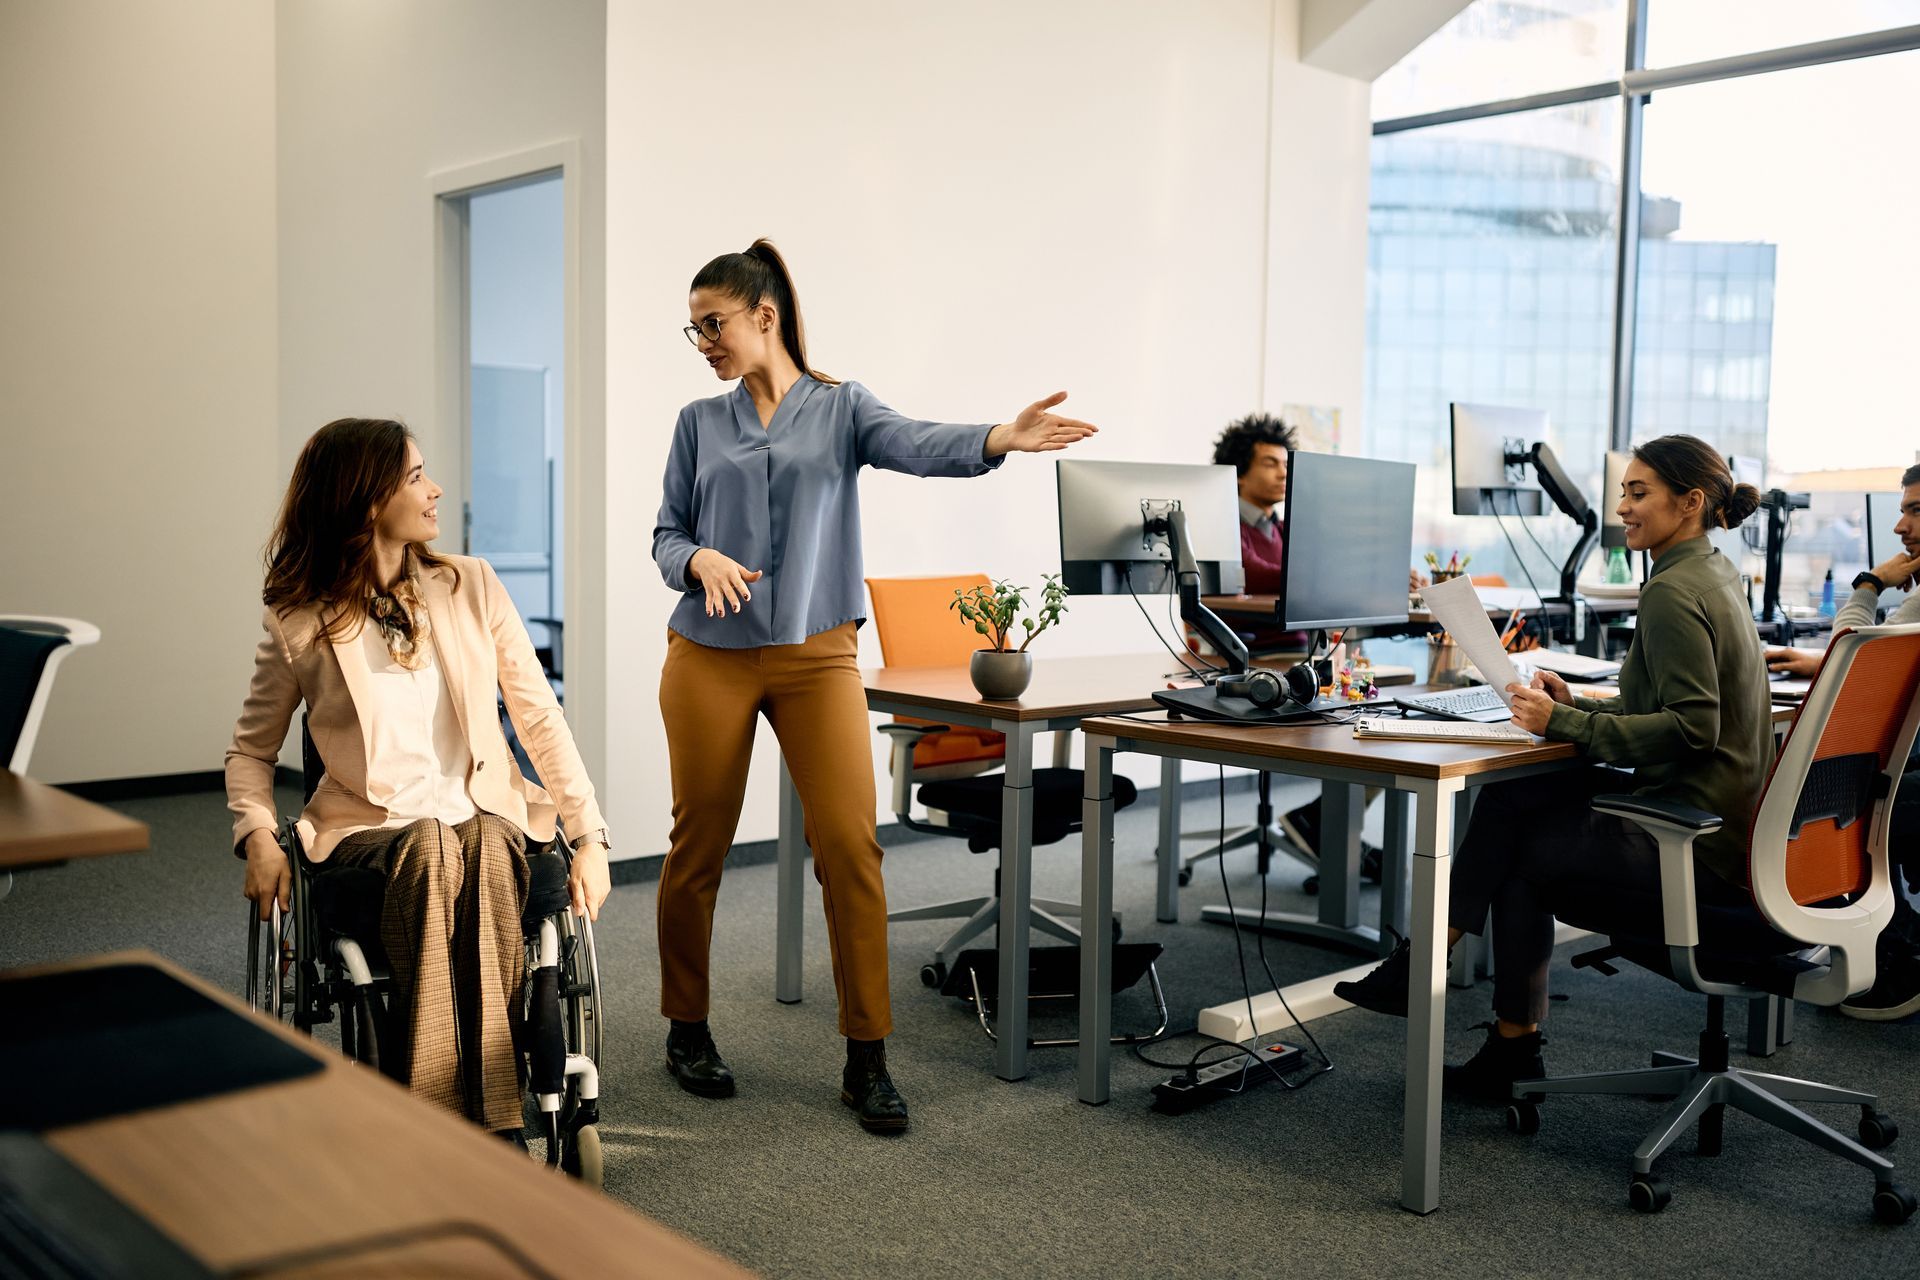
[938,944,1163,1000]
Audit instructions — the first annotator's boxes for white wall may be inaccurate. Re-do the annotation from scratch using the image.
[0,0,278,784]
[606,0,1371,854]
[276,0,608,786]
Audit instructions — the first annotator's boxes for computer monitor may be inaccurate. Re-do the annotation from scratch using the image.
[1450,403,1546,517]
[1600,450,1632,549]
[1056,459,1244,595]
[1278,451,1416,630]
[1868,491,1904,568]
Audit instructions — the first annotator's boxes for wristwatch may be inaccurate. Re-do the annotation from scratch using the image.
[570,828,611,853]
[1853,571,1886,594]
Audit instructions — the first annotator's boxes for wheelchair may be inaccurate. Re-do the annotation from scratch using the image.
[245,726,605,1184]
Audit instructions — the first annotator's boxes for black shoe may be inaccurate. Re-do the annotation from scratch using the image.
[1443,1022,1545,1103]
[1841,946,1920,1022]
[666,1020,736,1098]
[1302,842,1384,895]
[1332,930,1410,1017]
[1278,801,1323,862]
[841,1039,909,1133]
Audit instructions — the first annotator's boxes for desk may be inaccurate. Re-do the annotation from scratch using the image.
[773,654,1181,1082]
[13,952,744,1278]
[1075,713,1579,1215]
[0,771,148,901]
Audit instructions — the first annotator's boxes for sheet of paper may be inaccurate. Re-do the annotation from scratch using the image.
[1418,575,1526,705]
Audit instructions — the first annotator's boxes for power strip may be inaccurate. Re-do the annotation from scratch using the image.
[1150,1042,1305,1114]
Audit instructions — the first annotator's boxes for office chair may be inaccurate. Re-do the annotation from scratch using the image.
[865,575,1136,988]
[0,616,101,774]
[1506,623,1920,1222]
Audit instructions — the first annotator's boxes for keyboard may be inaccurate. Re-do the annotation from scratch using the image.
[1392,685,1510,721]
[1354,719,1536,745]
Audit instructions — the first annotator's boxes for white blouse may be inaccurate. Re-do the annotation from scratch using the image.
[358,623,477,829]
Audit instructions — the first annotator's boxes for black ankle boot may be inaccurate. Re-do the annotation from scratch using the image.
[666,1019,736,1098]
[841,1038,909,1133]
[1332,930,1412,1017]
[1443,1021,1545,1103]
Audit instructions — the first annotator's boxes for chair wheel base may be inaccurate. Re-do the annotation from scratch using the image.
[1860,1109,1899,1150]
[920,962,948,988]
[1177,868,1193,887]
[1874,1183,1916,1225]
[1506,1100,1540,1135]
[1629,1175,1672,1214]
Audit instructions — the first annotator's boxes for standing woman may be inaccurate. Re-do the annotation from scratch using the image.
[227,418,612,1137]
[1334,435,1771,1100]
[652,240,1095,1132]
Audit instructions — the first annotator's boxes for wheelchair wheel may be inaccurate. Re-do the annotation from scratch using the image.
[561,1124,603,1188]
[349,988,385,1072]
[246,902,298,1027]
[561,911,604,1067]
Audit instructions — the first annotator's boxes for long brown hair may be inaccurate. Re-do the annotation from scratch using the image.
[1631,434,1763,531]
[262,418,459,642]
[690,238,838,385]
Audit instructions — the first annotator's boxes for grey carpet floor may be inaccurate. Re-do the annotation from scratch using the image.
[4,778,1917,1279]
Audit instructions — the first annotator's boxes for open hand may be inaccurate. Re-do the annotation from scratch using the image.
[689,548,762,618]
[988,391,1098,456]
[569,841,610,921]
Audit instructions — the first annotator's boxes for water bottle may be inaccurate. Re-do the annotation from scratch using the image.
[1819,568,1836,618]
[1606,546,1631,585]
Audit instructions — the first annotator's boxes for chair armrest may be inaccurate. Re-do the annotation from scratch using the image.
[877,723,951,741]
[1590,795,1722,962]
[1591,794,1722,834]
[877,724,949,816]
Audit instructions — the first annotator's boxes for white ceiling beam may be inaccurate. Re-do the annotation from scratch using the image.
[1299,0,1472,81]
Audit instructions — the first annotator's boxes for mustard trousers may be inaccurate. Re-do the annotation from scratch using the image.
[657,622,892,1040]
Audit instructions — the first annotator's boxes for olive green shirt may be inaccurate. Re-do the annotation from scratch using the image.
[1545,536,1773,884]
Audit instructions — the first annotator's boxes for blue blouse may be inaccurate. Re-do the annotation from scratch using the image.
[652,377,1004,648]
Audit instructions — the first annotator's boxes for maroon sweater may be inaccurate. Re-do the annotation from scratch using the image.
[1239,516,1307,651]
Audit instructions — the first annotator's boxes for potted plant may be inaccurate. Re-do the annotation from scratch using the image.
[950,575,1068,699]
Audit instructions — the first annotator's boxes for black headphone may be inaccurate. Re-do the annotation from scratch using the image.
[1213,662,1317,710]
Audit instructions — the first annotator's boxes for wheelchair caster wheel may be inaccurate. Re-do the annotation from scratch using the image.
[1860,1110,1899,1150]
[1873,1182,1916,1224]
[562,1124,603,1188]
[920,962,947,989]
[1506,1101,1539,1135]
[1628,1175,1671,1214]
[1177,868,1192,887]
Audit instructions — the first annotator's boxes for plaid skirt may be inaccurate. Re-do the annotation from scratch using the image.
[326,813,530,1131]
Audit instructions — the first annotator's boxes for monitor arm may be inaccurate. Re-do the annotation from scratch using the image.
[1524,441,1601,606]
[1147,505,1251,675]
[1759,488,1811,643]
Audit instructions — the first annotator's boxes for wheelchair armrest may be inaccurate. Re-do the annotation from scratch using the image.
[1590,795,1724,972]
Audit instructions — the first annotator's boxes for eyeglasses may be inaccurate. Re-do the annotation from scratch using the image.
[683,306,752,349]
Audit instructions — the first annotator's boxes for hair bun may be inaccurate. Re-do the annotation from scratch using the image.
[1723,482,1763,528]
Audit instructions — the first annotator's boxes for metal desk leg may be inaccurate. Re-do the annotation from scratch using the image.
[1078,735,1117,1104]
[1381,790,1411,949]
[774,758,805,1004]
[1198,780,1380,955]
[1155,756,1181,923]
[1447,787,1480,989]
[1404,777,1461,1216]
[995,721,1037,1081]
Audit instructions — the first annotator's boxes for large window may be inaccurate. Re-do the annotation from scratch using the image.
[1366,0,1920,609]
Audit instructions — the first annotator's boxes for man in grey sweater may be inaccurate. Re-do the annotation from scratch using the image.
[1767,462,1920,1020]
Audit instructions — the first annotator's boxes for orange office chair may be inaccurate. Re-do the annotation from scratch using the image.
[865,575,1135,989]
[1506,624,1920,1222]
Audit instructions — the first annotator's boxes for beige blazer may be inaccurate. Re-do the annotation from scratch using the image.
[225,554,606,861]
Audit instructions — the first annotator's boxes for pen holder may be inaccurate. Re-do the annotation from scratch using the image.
[1426,639,1476,687]
[1430,570,1463,586]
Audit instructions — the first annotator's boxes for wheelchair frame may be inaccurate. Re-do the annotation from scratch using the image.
[246,816,606,1183]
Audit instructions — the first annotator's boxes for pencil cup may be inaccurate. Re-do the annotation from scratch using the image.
[1427,640,1474,687]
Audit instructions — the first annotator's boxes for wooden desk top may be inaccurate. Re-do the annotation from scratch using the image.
[21,952,745,1278]
[864,652,1201,722]
[1200,595,1639,624]
[0,771,148,870]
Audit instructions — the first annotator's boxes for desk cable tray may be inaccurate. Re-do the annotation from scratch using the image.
[939,944,1167,1049]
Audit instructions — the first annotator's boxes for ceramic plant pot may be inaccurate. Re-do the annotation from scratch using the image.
[969,649,1033,700]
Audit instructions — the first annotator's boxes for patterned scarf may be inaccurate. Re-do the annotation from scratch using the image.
[367,565,433,671]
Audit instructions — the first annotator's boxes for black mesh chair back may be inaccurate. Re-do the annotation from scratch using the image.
[0,626,68,771]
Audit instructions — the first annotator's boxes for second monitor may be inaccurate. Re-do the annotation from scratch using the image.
[1279,451,1417,630]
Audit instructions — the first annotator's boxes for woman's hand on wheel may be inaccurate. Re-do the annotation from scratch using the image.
[985,391,1099,457]
[570,840,611,922]
[688,548,763,618]
[243,831,291,920]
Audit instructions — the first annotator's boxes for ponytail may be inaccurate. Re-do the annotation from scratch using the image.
[689,239,837,385]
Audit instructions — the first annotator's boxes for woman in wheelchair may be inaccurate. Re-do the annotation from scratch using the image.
[226,417,612,1139]
[1334,435,1773,1098]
